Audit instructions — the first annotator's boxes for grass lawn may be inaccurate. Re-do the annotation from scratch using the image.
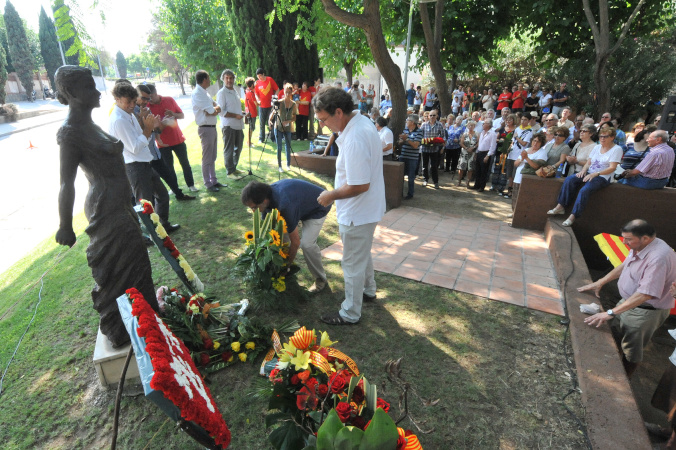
[0,122,586,449]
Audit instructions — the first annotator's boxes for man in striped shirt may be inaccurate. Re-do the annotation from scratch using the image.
[619,130,675,189]
[398,114,423,199]
[420,109,446,189]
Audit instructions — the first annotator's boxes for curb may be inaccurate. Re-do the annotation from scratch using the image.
[0,117,66,139]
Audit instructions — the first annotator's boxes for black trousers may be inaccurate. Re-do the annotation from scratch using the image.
[160,142,194,187]
[125,161,170,225]
[296,114,308,140]
[474,151,491,190]
[151,158,182,196]
[422,151,440,184]
[445,148,461,172]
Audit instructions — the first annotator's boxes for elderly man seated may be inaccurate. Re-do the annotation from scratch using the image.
[618,130,675,190]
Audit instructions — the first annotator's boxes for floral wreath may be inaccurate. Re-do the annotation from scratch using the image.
[138,199,203,293]
[126,287,231,448]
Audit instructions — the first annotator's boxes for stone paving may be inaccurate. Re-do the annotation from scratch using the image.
[321,206,564,316]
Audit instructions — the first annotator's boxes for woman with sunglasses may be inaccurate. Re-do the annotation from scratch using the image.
[566,124,596,174]
[547,127,622,226]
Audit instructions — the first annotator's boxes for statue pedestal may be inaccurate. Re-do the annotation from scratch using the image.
[93,327,140,387]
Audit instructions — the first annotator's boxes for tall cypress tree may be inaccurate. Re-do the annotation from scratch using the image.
[0,43,7,104]
[223,0,319,83]
[0,15,13,73]
[39,6,61,89]
[116,51,127,78]
[3,1,35,98]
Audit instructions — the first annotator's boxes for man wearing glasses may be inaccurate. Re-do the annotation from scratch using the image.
[313,87,385,326]
[618,130,674,189]
[420,109,445,189]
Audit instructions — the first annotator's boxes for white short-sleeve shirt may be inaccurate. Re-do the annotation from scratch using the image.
[334,111,386,226]
[378,126,394,156]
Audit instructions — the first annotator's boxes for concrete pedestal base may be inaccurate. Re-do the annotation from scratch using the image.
[93,328,139,387]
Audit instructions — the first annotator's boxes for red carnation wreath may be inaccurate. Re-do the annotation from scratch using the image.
[126,288,231,448]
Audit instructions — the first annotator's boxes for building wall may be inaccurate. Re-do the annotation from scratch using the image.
[4,72,52,102]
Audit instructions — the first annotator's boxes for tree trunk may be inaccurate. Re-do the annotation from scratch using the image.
[344,60,354,86]
[321,0,406,136]
[176,69,186,96]
[419,0,450,117]
[594,53,611,117]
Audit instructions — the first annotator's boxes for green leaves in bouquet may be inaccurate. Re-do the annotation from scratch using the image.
[314,408,399,450]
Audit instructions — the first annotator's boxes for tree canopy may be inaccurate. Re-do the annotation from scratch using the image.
[4,1,35,97]
[39,6,63,89]
[116,51,127,78]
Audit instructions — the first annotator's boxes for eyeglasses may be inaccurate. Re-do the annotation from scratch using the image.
[429,114,437,117]
[598,135,612,139]
[546,119,555,122]
[555,133,566,137]
[140,96,150,101]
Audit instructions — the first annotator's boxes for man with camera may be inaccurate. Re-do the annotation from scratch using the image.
[617,130,674,190]
[217,69,244,179]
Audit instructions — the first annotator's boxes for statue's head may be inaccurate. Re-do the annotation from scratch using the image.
[55,65,94,106]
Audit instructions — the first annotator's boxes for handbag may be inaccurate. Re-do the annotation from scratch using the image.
[536,165,557,178]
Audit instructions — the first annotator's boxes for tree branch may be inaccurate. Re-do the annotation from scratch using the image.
[581,0,601,45]
[609,0,647,54]
[320,0,369,30]
[433,0,444,51]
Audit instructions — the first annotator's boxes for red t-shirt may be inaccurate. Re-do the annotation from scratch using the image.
[511,90,528,110]
[254,76,279,108]
[298,90,312,116]
[277,90,285,100]
[309,86,317,98]
[245,88,257,118]
[147,96,185,146]
[497,92,512,111]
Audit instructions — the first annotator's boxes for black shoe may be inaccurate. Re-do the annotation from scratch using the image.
[163,223,181,233]
[207,186,220,192]
[176,194,196,201]
[214,182,227,188]
[404,194,413,200]
[363,293,376,302]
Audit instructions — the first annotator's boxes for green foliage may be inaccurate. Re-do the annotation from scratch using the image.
[554,31,676,122]
[115,50,127,78]
[0,15,13,73]
[52,0,100,68]
[126,51,161,77]
[0,42,6,104]
[24,21,44,72]
[157,0,238,79]
[39,6,63,88]
[3,1,35,97]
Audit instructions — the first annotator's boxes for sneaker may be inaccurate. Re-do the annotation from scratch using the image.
[188,186,199,192]
[278,166,284,173]
[286,164,291,170]
[422,180,428,187]
[434,183,439,189]
[308,279,327,294]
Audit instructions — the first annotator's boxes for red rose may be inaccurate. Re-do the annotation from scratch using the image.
[351,386,365,404]
[335,402,352,423]
[203,338,214,350]
[269,368,280,379]
[291,374,300,385]
[396,435,407,450]
[329,373,346,393]
[221,351,233,363]
[199,353,210,366]
[171,249,180,258]
[296,386,318,411]
[339,369,351,380]
[351,416,366,430]
[305,377,319,392]
[317,384,329,397]
[318,347,329,359]
[142,203,153,214]
[170,288,178,293]
[180,296,186,304]
[377,398,390,412]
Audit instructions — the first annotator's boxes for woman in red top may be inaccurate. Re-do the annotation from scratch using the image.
[296,82,312,140]
[496,86,512,112]
[511,82,527,111]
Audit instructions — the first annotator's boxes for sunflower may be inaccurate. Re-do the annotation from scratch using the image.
[244,230,254,242]
[279,249,288,259]
[269,230,281,246]
[278,216,288,234]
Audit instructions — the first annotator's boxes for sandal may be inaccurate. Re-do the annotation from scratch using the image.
[320,312,359,325]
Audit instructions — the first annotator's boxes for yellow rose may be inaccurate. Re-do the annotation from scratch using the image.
[149,213,160,224]
[245,342,256,350]
[213,341,221,350]
[155,224,167,239]
[238,353,247,362]
[231,341,241,352]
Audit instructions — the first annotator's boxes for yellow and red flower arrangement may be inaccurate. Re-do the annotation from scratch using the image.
[262,327,423,449]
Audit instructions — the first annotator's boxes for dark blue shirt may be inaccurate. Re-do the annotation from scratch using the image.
[406,88,416,104]
[267,179,331,233]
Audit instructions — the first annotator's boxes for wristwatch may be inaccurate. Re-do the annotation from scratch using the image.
[606,309,615,317]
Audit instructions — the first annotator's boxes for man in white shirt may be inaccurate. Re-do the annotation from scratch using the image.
[375,117,394,160]
[109,82,179,232]
[191,70,225,192]
[493,107,509,130]
[217,69,245,179]
[471,121,498,191]
[315,87,385,325]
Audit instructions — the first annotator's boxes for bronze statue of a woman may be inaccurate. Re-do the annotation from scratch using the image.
[55,66,158,348]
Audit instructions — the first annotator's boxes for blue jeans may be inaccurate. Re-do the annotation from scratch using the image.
[618,174,668,190]
[275,128,292,166]
[557,174,610,218]
[258,106,272,141]
[402,157,419,197]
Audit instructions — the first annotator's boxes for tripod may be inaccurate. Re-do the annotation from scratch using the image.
[256,100,302,178]
[238,114,263,182]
